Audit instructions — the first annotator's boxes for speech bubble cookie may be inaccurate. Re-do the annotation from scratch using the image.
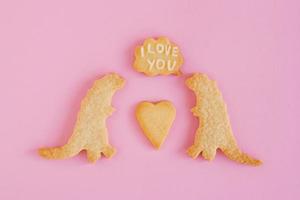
[133,37,184,76]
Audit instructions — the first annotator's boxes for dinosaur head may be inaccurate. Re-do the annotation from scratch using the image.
[106,73,126,90]
[185,73,214,92]
[94,73,125,91]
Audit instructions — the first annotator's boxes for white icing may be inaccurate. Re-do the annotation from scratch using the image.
[147,44,155,54]
[172,47,179,57]
[142,43,179,57]
[156,44,164,54]
[165,45,171,56]
[167,60,176,71]
[146,59,176,71]
[140,42,180,72]
[141,47,145,57]
[156,59,165,70]
[172,47,178,57]
[147,59,155,70]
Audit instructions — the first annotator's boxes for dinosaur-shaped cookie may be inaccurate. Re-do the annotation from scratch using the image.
[186,73,262,166]
[39,73,125,163]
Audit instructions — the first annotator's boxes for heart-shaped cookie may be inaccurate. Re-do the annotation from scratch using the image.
[135,101,176,148]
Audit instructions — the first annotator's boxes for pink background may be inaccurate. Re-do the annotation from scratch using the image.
[0,0,299,199]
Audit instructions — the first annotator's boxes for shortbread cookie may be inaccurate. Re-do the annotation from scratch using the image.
[39,73,125,163]
[186,73,262,166]
[133,37,183,76]
[136,101,176,148]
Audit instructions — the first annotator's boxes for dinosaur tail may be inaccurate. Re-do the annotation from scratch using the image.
[222,146,262,166]
[38,143,81,160]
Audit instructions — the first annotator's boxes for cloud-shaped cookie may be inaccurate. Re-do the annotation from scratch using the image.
[133,37,184,76]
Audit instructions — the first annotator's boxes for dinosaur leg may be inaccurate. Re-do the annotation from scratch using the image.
[102,145,116,158]
[201,147,217,161]
[187,128,203,159]
[86,148,101,163]
[187,127,218,160]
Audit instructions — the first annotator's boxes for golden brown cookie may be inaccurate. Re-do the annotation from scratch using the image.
[135,101,176,148]
[39,73,125,163]
[133,37,183,76]
[186,73,262,166]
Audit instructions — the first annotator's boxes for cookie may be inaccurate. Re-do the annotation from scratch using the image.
[186,73,262,166]
[135,101,176,148]
[133,37,183,76]
[39,73,125,163]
